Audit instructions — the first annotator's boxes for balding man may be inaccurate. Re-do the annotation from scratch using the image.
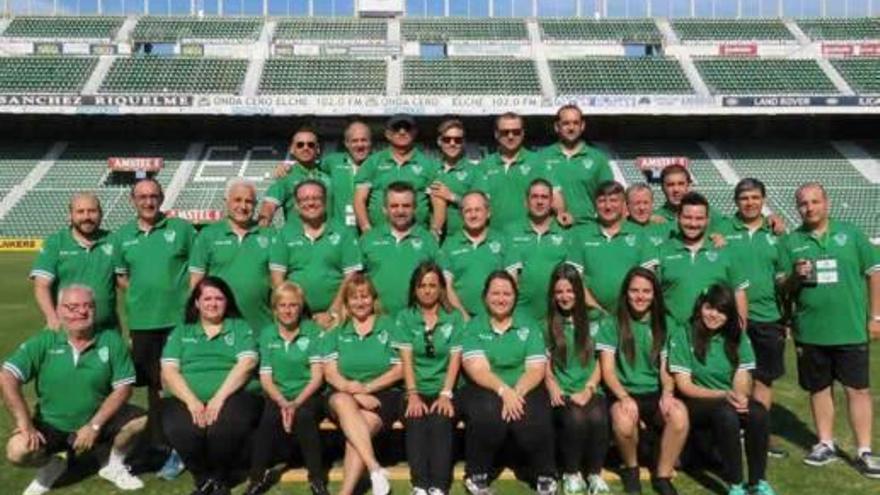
[30,193,118,330]
[2,286,146,494]
[778,183,880,476]
[321,120,373,230]
[190,179,274,334]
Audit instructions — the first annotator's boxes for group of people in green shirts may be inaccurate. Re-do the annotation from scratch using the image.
[3,105,879,495]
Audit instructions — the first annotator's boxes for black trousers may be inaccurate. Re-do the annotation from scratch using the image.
[250,396,326,484]
[404,394,455,491]
[461,385,555,480]
[553,395,609,476]
[161,391,260,486]
[684,398,769,486]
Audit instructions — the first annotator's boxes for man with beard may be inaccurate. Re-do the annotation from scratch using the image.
[31,193,118,330]
[113,178,195,478]
[777,183,879,477]
[190,179,274,334]
[320,120,373,230]
[270,180,362,329]
[650,191,749,325]
[430,118,476,238]
[567,181,654,317]
[440,191,507,318]
[360,181,439,315]
[540,104,613,226]
[259,126,332,228]
[505,179,571,322]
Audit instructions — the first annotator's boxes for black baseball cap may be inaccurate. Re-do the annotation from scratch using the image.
[386,114,416,130]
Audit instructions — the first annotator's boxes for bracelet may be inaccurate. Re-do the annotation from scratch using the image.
[439,389,454,399]
[406,388,419,396]
[497,385,507,397]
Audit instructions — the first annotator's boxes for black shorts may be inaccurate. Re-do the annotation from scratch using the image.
[796,342,870,392]
[131,328,172,389]
[747,320,786,386]
[610,392,665,431]
[34,404,146,455]
[326,388,402,431]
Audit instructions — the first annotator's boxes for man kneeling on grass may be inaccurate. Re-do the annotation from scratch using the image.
[1,285,146,495]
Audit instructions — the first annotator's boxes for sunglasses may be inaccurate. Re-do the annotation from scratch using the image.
[423,329,436,358]
[390,122,414,133]
[440,136,464,144]
[294,141,317,149]
[499,129,523,137]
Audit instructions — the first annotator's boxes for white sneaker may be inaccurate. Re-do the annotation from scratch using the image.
[98,463,144,490]
[562,472,587,494]
[23,455,67,495]
[370,468,391,495]
[411,488,429,495]
[587,474,610,494]
[427,489,446,495]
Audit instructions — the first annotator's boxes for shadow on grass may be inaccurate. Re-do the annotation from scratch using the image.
[770,402,816,452]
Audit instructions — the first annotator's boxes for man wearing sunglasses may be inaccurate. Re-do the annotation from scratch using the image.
[430,118,476,238]
[354,114,445,236]
[259,126,332,229]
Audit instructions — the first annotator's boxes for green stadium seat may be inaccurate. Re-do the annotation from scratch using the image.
[132,17,263,42]
[100,58,248,94]
[797,18,880,40]
[540,19,661,43]
[2,16,124,39]
[831,59,880,94]
[259,58,386,95]
[551,57,693,95]
[401,18,527,42]
[274,18,386,42]
[694,58,837,94]
[672,20,794,41]
[403,58,539,95]
[0,57,96,93]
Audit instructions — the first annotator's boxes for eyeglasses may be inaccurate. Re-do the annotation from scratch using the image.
[61,302,94,312]
[423,329,436,358]
[294,141,317,149]
[498,129,523,137]
[440,136,464,144]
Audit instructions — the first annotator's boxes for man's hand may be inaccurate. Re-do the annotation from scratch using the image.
[405,393,429,418]
[429,181,456,203]
[499,387,525,422]
[556,211,573,227]
[72,425,99,455]
[767,214,786,235]
[280,401,297,433]
[186,400,207,428]
[353,393,381,411]
[709,233,727,249]
[313,312,336,329]
[14,422,46,452]
[273,163,290,179]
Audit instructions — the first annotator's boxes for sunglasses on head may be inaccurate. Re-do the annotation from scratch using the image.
[499,128,523,137]
[294,141,317,150]
[440,136,464,144]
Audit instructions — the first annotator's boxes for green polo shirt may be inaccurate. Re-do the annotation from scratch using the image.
[778,220,879,346]
[461,314,547,388]
[654,202,729,236]
[471,149,557,229]
[269,222,363,313]
[360,225,439,315]
[567,221,654,314]
[439,230,507,316]
[504,220,571,322]
[436,157,477,235]
[323,316,400,385]
[258,320,323,399]
[161,318,258,402]
[30,228,118,329]
[627,219,673,248]
[392,307,464,396]
[595,316,677,394]
[320,151,365,229]
[263,163,333,227]
[354,148,440,228]
[667,325,756,391]
[652,234,748,323]
[189,221,274,333]
[113,215,195,331]
[541,142,613,225]
[3,328,135,432]
[547,320,601,395]
[716,216,783,323]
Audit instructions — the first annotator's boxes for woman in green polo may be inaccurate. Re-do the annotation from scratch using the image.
[243,282,327,495]
[322,272,401,495]
[393,261,464,495]
[597,267,689,495]
[160,276,260,495]
[668,284,775,495]
[544,263,609,495]
[460,270,557,495]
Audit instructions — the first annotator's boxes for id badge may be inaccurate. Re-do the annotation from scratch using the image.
[815,257,838,285]
[345,205,355,227]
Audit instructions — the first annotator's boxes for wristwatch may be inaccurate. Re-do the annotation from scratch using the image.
[89,423,101,433]
[440,389,454,399]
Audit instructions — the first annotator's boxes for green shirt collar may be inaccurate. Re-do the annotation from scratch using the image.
[221,219,260,237]
[64,227,111,249]
[729,214,769,233]
[377,147,426,166]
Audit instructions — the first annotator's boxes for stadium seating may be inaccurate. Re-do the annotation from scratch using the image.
[831,59,880,94]
[274,18,386,42]
[403,58,540,94]
[131,17,263,42]
[100,58,248,94]
[540,19,661,43]
[694,59,838,94]
[0,57,97,93]
[797,17,880,40]
[401,18,527,42]
[2,16,124,39]
[260,58,386,94]
[0,146,45,195]
[672,19,794,41]
[550,57,693,95]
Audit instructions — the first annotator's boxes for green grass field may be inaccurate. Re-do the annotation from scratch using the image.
[0,251,877,494]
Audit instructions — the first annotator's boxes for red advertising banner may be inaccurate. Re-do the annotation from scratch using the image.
[636,156,691,181]
[719,43,758,57]
[859,42,880,56]
[107,157,164,172]
[164,209,223,223]
[821,43,855,57]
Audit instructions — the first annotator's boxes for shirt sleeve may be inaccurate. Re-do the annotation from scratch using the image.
[107,332,136,389]
[596,153,614,184]
[725,249,750,291]
[854,227,880,275]
[776,234,794,279]
[594,317,617,353]
[322,329,340,362]
[353,155,376,189]
[666,326,693,375]
[461,321,485,361]
[268,229,288,273]
[503,233,523,273]
[308,328,325,364]
[160,325,184,366]
[263,176,289,207]
[525,324,548,365]
[258,330,273,375]
[234,321,258,361]
[188,229,209,275]
[341,230,364,274]
[448,317,465,354]
[2,331,50,383]
[30,233,59,281]
[565,231,585,273]
[111,231,127,275]
[390,312,413,350]
[738,332,757,371]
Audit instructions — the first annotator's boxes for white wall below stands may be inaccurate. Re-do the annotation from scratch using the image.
[544,44,625,58]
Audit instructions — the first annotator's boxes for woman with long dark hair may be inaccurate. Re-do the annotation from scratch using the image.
[460,271,557,495]
[544,263,609,495]
[393,261,464,495]
[597,267,689,495]
[160,276,261,495]
[668,284,774,495]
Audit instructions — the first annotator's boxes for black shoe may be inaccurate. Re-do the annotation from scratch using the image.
[243,472,273,495]
[464,473,494,495]
[620,467,642,494]
[191,478,228,495]
[310,479,331,495]
[651,477,678,495]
